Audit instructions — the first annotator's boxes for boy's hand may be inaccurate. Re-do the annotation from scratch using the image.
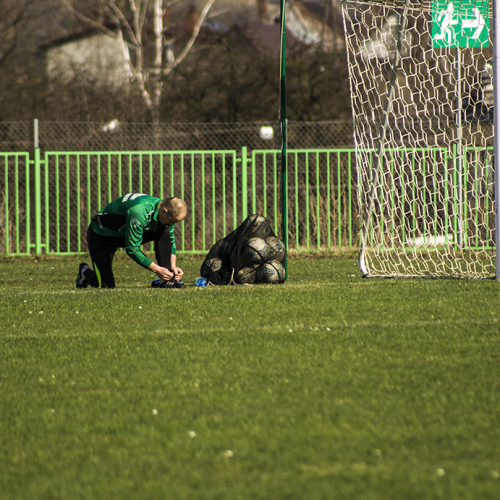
[172,267,184,280]
[149,262,174,281]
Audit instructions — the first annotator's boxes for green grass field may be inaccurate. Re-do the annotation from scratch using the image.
[1,253,500,499]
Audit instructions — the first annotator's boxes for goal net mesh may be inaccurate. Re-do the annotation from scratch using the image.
[341,0,496,278]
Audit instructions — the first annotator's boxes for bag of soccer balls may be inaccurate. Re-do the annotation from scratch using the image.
[200,214,286,285]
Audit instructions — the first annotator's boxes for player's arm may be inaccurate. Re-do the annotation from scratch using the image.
[124,209,173,279]
[170,254,183,280]
[149,261,174,281]
[169,225,183,280]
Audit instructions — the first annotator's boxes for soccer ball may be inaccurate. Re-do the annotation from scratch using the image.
[265,236,286,263]
[247,214,272,239]
[207,239,230,261]
[204,257,223,273]
[256,259,285,284]
[241,237,270,265]
[235,265,257,284]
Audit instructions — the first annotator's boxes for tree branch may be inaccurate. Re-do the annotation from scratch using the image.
[62,0,136,48]
[138,0,150,34]
[206,8,231,20]
[0,36,18,67]
[105,0,138,47]
[164,0,216,76]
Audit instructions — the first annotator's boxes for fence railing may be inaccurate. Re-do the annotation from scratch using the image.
[1,145,495,256]
[357,145,496,252]
[1,147,358,256]
[0,120,355,153]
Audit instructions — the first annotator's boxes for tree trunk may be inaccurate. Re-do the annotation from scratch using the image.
[152,0,163,127]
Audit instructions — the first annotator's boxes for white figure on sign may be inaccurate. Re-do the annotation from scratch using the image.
[462,7,486,40]
[434,3,458,44]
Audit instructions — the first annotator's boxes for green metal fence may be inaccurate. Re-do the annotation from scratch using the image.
[1,148,358,256]
[357,145,495,252]
[2,153,32,255]
[2,145,494,256]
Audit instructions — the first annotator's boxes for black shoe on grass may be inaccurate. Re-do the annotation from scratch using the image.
[76,263,90,288]
[151,278,185,289]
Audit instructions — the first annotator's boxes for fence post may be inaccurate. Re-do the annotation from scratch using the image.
[241,146,248,221]
[494,0,500,279]
[34,119,43,255]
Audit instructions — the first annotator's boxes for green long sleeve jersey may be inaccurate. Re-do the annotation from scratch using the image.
[90,193,176,269]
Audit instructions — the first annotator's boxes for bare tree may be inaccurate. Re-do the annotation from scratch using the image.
[0,0,38,67]
[61,0,217,123]
[161,26,351,124]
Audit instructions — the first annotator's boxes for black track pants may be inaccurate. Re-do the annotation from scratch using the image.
[85,225,172,288]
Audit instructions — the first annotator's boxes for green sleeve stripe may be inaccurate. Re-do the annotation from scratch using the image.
[124,209,152,268]
[170,226,176,255]
[95,264,102,289]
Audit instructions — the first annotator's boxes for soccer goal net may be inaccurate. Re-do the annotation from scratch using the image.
[341,0,496,278]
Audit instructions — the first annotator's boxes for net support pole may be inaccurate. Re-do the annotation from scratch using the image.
[358,0,411,276]
[279,0,288,279]
[34,118,43,256]
[241,146,249,222]
[455,48,464,249]
[494,0,500,279]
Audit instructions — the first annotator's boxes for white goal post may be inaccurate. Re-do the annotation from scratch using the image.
[341,0,499,278]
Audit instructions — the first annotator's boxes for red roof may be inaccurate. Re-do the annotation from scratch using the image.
[242,23,298,55]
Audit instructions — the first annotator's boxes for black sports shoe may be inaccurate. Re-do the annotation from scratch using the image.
[165,279,185,289]
[76,263,90,288]
[151,278,185,289]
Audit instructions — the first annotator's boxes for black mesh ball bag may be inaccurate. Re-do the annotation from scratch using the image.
[200,215,286,285]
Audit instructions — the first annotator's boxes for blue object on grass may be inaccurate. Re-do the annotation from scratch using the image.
[195,277,208,287]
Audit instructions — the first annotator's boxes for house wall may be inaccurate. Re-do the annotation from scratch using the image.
[190,0,339,49]
[189,0,280,24]
[46,34,131,88]
[286,2,336,49]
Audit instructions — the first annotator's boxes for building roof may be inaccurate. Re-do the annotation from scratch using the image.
[40,25,119,51]
[242,22,299,55]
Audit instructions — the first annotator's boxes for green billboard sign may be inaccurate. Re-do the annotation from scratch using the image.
[432,0,489,48]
